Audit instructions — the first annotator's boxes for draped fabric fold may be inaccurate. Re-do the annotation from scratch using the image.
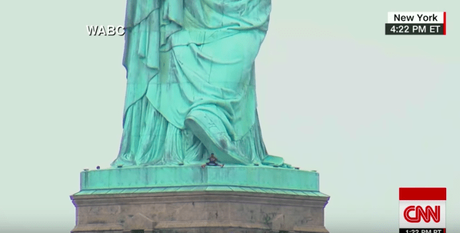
[112,0,279,167]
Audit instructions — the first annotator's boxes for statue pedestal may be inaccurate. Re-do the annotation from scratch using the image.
[70,166,329,233]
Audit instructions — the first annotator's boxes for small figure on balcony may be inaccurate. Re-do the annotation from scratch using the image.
[201,154,224,168]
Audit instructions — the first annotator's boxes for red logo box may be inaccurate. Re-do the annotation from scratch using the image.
[399,187,446,233]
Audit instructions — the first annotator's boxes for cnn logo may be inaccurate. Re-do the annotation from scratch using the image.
[403,205,440,223]
[399,187,446,230]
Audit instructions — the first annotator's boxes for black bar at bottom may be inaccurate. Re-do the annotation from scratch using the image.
[400,229,445,233]
[385,23,444,35]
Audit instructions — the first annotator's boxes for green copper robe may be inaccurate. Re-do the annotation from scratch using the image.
[112,0,283,166]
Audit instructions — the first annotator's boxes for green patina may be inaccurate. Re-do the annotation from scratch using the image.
[75,166,323,196]
[74,1,326,196]
[112,0,283,167]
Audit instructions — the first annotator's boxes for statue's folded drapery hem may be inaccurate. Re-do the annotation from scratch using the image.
[112,0,277,166]
[111,96,268,166]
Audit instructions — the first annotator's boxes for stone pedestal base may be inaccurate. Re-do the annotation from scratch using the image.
[71,166,329,233]
[71,191,328,233]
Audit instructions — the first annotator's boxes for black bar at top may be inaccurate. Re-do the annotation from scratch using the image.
[385,23,444,35]
[399,228,445,233]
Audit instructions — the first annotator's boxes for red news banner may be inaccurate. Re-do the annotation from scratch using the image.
[399,187,446,233]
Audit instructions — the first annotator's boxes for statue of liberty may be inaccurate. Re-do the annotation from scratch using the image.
[72,3,328,232]
[111,0,286,167]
